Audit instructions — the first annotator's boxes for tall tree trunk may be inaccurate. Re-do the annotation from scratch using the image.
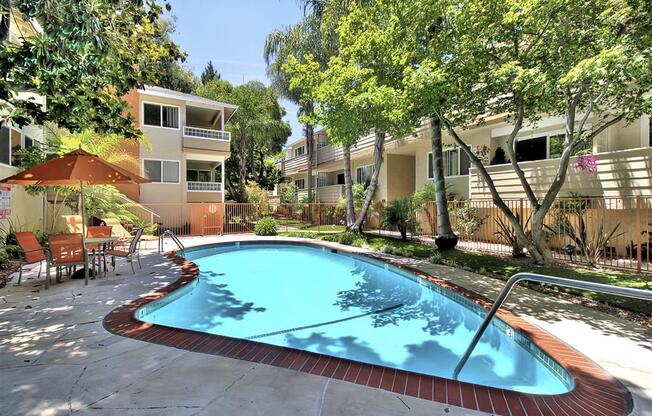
[250,143,258,182]
[430,117,458,250]
[350,130,385,232]
[342,144,355,227]
[238,130,247,181]
[0,0,9,43]
[306,124,314,203]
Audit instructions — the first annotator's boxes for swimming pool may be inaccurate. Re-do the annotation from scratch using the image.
[136,242,573,395]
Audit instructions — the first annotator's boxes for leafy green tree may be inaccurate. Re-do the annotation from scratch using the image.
[195,79,291,200]
[200,61,221,85]
[158,62,200,93]
[265,11,329,205]
[428,0,652,264]
[286,2,416,233]
[1,1,182,138]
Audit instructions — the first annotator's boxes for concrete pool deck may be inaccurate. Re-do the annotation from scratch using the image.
[1,235,650,416]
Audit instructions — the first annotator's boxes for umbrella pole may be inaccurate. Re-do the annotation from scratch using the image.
[81,180,88,286]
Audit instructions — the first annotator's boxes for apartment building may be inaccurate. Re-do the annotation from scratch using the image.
[122,86,237,205]
[278,114,652,203]
[0,10,45,230]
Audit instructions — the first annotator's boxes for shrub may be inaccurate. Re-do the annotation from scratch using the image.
[255,217,278,236]
[322,231,366,247]
[281,182,297,203]
[382,197,417,241]
[454,203,485,236]
[244,181,269,206]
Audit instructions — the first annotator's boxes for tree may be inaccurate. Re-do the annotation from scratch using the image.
[195,79,291,200]
[433,0,652,264]
[286,2,417,232]
[265,12,328,204]
[201,61,221,85]
[158,62,200,93]
[0,0,182,138]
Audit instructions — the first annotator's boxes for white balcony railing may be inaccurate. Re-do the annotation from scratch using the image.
[183,126,231,141]
[187,181,223,192]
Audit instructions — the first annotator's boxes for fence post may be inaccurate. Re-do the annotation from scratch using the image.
[318,204,321,233]
[637,195,642,273]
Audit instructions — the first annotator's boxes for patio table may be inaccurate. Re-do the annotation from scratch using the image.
[84,236,120,278]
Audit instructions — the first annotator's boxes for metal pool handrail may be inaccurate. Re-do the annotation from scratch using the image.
[453,272,652,380]
[158,230,185,254]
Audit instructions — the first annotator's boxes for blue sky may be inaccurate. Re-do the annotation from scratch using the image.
[167,0,305,145]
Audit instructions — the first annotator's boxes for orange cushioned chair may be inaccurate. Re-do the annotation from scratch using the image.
[46,233,86,289]
[14,232,47,285]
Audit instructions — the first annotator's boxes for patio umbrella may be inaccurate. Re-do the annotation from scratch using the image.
[0,147,150,284]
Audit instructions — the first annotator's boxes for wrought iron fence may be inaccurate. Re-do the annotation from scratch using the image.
[107,196,652,273]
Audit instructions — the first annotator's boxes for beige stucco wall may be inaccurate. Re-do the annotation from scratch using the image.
[386,154,415,202]
[0,166,44,232]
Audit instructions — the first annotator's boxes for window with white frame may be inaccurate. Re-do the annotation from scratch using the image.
[295,178,305,190]
[0,125,34,166]
[143,159,180,183]
[317,134,329,148]
[143,103,180,129]
[427,149,470,178]
[294,146,305,157]
[356,165,373,186]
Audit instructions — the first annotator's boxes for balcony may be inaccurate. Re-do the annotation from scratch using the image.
[183,126,231,141]
[183,126,231,153]
[469,147,652,199]
[187,181,222,192]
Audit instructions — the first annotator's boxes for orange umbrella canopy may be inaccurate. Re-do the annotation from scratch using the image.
[0,148,150,186]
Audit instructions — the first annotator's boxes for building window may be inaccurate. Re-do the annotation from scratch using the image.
[337,173,345,185]
[317,134,329,148]
[294,146,305,157]
[143,159,180,183]
[143,103,179,129]
[187,170,212,182]
[0,126,10,165]
[356,165,373,186]
[0,125,35,166]
[295,178,305,190]
[428,149,470,178]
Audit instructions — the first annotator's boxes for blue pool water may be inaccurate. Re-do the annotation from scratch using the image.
[137,243,573,394]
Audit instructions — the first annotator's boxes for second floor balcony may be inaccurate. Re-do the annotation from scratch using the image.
[183,126,231,153]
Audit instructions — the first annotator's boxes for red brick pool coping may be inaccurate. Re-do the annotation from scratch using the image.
[103,240,632,416]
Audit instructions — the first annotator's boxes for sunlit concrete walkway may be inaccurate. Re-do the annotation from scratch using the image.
[0,235,650,415]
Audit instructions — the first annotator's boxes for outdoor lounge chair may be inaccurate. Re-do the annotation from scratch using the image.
[62,215,86,235]
[14,231,47,285]
[106,227,144,274]
[101,217,158,248]
[46,233,86,289]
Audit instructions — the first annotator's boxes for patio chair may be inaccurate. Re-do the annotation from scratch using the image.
[46,233,86,289]
[106,227,144,274]
[86,226,112,276]
[14,231,47,285]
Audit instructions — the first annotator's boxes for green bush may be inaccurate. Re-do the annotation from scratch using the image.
[255,217,278,236]
[322,231,366,247]
[382,197,417,241]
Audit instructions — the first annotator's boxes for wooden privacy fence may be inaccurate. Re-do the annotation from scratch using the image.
[419,197,652,273]
[121,197,652,273]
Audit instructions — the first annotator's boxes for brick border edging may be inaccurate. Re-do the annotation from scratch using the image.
[103,239,632,416]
